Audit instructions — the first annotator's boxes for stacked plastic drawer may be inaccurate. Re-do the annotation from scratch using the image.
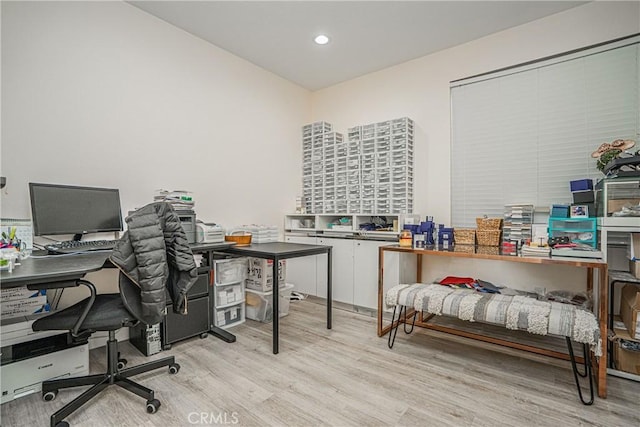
[390,117,414,213]
[302,118,413,215]
[503,204,534,244]
[302,121,330,214]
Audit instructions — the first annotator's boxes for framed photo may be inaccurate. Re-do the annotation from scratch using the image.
[570,204,588,218]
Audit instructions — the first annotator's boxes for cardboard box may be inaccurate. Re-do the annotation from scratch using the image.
[630,260,640,280]
[0,287,45,302]
[608,199,640,215]
[628,233,639,261]
[620,284,640,340]
[246,258,287,292]
[1,295,50,320]
[1,295,47,312]
[613,320,640,375]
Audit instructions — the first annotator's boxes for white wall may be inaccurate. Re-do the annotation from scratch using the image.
[312,1,640,225]
[312,1,639,292]
[1,1,311,230]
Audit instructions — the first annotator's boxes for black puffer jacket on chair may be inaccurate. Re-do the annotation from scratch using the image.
[110,202,197,325]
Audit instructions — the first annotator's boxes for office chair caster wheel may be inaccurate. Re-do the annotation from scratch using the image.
[146,399,161,414]
[200,332,209,339]
[169,363,180,375]
[55,422,69,427]
[117,358,127,370]
[43,390,58,401]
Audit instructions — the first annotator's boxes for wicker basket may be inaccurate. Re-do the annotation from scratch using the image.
[454,228,476,245]
[453,244,475,254]
[476,229,501,246]
[476,245,500,255]
[476,217,503,230]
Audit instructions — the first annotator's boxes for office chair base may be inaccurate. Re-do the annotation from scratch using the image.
[42,331,179,427]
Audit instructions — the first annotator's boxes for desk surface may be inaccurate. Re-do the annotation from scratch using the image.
[382,244,607,268]
[1,242,236,288]
[224,242,330,259]
[1,252,112,287]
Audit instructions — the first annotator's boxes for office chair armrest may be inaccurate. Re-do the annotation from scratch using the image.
[27,280,81,290]
[30,279,97,338]
[69,279,97,338]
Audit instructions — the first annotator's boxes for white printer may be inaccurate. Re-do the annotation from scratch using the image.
[0,318,89,404]
[195,222,225,243]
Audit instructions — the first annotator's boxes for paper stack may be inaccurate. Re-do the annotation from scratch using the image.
[154,189,195,211]
[521,244,550,257]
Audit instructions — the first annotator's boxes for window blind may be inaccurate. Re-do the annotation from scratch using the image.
[451,38,640,227]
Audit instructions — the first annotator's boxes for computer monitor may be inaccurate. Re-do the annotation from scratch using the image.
[29,183,123,240]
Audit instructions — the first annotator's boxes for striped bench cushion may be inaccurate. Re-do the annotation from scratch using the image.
[386,283,601,356]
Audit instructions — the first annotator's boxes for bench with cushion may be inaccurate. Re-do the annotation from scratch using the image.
[385,283,601,405]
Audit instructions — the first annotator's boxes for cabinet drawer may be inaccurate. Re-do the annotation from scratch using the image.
[549,218,596,231]
[189,273,209,298]
[165,272,209,301]
[163,296,209,345]
[214,258,247,285]
[215,283,244,307]
[214,304,244,329]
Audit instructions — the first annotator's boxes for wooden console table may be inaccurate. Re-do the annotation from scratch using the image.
[377,244,608,398]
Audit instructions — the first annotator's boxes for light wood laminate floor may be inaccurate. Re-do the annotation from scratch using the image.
[2,298,639,426]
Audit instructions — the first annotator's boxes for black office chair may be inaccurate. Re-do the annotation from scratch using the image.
[31,273,180,427]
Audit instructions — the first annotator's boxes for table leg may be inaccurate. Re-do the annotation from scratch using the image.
[597,265,608,398]
[327,247,332,329]
[272,257,280,354]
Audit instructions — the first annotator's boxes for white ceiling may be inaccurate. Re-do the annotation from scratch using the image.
[129,1,586,91]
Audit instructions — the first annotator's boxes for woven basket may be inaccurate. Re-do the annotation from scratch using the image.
[476,246,500,255]
[454,228,476,245]
[476,229,501,246]
[476,217,503,230]
[453,244,475,254]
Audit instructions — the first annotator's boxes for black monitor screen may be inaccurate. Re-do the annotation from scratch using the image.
[29,183,123,237]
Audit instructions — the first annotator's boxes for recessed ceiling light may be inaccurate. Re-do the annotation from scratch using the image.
[314,35,330,45]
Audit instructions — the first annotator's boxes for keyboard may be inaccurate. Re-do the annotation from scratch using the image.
[45,240,117,254]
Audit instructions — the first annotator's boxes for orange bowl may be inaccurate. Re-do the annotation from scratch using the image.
[225,233,252,246]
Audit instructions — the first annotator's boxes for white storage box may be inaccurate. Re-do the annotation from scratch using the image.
[246,258,287,292]
[1,295,49,320]
[245,283,294,323]
[1,287,46,302]
[216,283,244,306]
[214,258,247,285]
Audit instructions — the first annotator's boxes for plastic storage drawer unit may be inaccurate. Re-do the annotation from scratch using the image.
[215,305,244,328]
[214,258,247,285]
[548,217,597,247]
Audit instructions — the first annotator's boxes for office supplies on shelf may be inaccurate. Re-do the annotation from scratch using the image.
[1,218,33,251]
